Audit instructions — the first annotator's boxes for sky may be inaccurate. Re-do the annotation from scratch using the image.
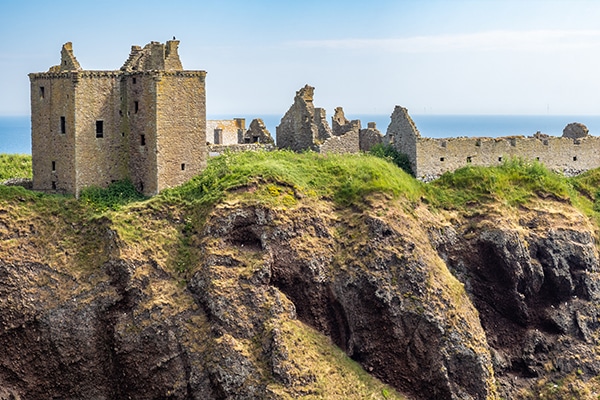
[2,0,600,117]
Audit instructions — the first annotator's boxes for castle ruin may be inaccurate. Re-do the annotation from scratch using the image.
[276,85,383,154]
[29,40,207,196]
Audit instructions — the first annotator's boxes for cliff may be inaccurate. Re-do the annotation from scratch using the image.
[1,152,600,399]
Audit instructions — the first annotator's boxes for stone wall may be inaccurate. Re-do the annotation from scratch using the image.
[276,85,319,151]
[30,40,207,197]
[359,122,383,152]
[242,119,274,144]
[208,143,275,157]
[206,119,245,145]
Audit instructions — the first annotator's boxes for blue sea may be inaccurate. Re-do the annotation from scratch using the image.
[4,114,600,154]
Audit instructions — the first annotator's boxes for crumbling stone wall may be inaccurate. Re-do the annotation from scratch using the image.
[276,85,320,151]
[242,119,274,144]
[30,40,206,196]
[206,119,245,145]
[386,106,600,180]
[359,122,383,152]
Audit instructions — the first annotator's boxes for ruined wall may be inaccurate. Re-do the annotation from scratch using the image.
[206,119,245,145]
[29,74,77,194]
[386,106,420,174]
[276,85,319,151]
[73,72,127,196]
[414,135,600,179]
[242,119,274,144]
[318,130,360,154]
[359,122,383,152]
[155,72,207,194]
[208,143,275,157]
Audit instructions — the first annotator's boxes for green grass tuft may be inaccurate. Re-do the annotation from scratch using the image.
[160,150,423,208]
[0,154,32,181]
[427,157,572,209]
[79,179,147,212]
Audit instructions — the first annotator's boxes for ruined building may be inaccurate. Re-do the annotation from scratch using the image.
[29,40,207,196]
[276,85,383,154]
[206,118,274,145]
[386,106,600,180]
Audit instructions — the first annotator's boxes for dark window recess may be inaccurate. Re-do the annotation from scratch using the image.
[119,110,123,117]
[52,181,57,190]
[467,156,472,163]
[134,101,139,113]
[132,77,137,84]
[60,116,66,134]
[40,86,45,99]
[139,182,144,192]
[252,136,259,143]
[96,121,104,138]
[536,157,540,161]
[244,137,251,144]
[121,132,125,137]
[140,134,146,146]
[440,157,445,162]
[52,161,56,171]
[573,156,578,161]
[181,163,186,171]
[498,157,503,162]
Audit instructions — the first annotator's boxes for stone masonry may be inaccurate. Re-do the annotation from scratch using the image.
[386,106,600,180]
[276,85,382,154]
[29,40,207,196]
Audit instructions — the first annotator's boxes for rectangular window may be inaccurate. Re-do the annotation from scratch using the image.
[134,101,139,113]
[52,161,56,171]
[40,86,45,99]
[181,163,186,171]
[466,156,472,163]
[440,157,445,162]
[60,116,66,134]
[132,77,137,84]
[573,156,578,161]
[96,120,104,138]
[52,181,57,190]
[140,134,146,146]
[498,157,502,162]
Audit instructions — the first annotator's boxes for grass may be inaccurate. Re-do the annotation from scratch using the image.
[79,179,147,212]
[160,149,423,209]
[427,158,573,210]
[0,154,32,180]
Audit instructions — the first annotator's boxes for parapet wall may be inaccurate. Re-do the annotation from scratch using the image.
[414,135,600,179]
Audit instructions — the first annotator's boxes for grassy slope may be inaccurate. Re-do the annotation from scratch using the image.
[4,152,600,399]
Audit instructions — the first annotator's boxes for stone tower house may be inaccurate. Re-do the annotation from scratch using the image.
[29,40,207,196]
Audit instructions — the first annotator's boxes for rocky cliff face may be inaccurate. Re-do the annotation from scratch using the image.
[1,183,600,399]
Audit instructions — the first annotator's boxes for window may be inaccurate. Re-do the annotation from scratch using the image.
[40,86,45,99]
[132,77,137,84]
[573,156,578,161]
[252,136,259,143]
[466,156,472,163]
[498,157,502,162]
[140,134,146,146]
[181,163,186,171]
[52,161,56,171]
[96,120,104,138]
[440,157,445,162]
[60,116,66,134]
[536,157,540,161]
[52,181,57,190]
[134,101,139,113]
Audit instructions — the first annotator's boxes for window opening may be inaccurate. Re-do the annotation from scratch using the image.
[40,86,45,99]
[140,134,146,146]
[60,116,66,134]
[181,163,186,171]
[52,181,57,190]
[573,156,578,161]
[132,77,137,84]
[440,157,445,162]
[52,161,56,171]
[498,157,502,162]
[96,120,104,138]
[134,101,139,113]
[252,136,259,143]
[466,156,472,163]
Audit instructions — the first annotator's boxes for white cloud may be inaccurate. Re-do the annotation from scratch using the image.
[292,30,600,53]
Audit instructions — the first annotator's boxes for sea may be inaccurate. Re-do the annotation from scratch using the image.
[4,114,600,155]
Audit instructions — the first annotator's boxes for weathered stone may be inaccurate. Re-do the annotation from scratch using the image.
[359,122,383,152]
[30,40,207,197]
[242,118,274,144]
[562,122,589,139]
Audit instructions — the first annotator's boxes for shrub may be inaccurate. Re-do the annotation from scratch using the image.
[369,144,414,176]
[80,180,146,211]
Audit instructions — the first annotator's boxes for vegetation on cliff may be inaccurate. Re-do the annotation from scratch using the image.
[2,151,600,399]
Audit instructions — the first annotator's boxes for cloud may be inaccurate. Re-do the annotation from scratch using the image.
[291,30,600,53]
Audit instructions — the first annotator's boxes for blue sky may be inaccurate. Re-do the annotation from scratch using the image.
[2,0,600,117]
